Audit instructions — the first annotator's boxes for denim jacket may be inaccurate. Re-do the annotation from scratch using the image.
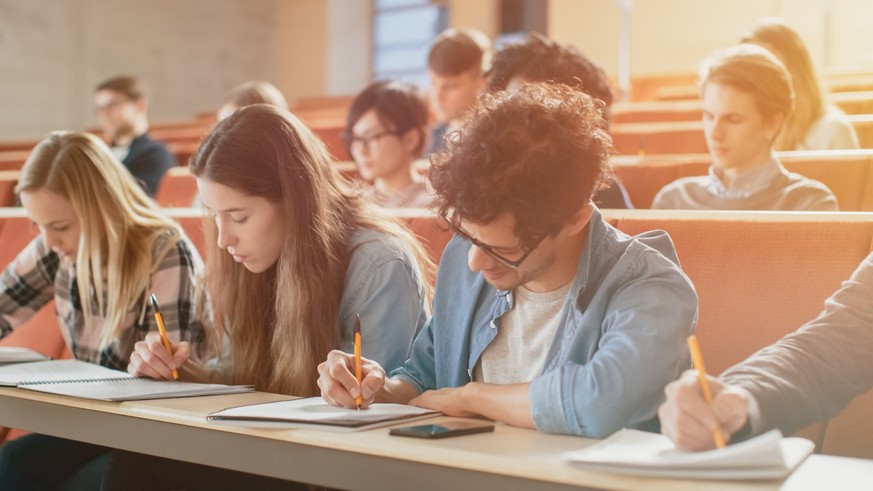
[337,228,430,372]
[202,228,429,382]
[391,209,697,437]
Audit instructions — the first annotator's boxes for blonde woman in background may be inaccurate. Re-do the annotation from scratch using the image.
[742,18,859,150]
[0,131,205,490]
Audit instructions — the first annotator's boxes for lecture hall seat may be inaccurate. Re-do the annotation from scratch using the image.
[611,210,873,459]
[0,212,69,443]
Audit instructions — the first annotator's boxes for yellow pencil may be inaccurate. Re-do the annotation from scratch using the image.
[354,313,363,410]
[150,294,179,381]
[687,335,726,448]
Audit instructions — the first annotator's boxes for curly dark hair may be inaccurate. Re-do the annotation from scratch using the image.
[487,33,613,121]
[429,82,614,249]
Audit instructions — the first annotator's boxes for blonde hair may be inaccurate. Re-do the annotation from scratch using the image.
[191,104,434,396]
[16,131,183,347]
[700,44,795,130]
[742,18,824,150]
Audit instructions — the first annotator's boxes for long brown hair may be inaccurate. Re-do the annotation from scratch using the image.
[190,104,433,396]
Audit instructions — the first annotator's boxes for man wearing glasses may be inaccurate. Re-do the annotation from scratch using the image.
[94,75,176,197]
[318,83,697,437]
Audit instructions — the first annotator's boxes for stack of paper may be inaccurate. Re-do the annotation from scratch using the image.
[0,347,51,365]
[0,359,254,401]
[564,429,814,480]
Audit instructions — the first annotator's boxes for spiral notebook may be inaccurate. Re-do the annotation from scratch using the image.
[0,359,253,401]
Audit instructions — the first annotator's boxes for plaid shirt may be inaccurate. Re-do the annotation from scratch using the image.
[0,233,206,371]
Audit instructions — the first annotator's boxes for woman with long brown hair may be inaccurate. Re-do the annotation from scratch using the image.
[102,103,433,490]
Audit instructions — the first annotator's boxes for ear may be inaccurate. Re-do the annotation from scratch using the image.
[133,97,148,114]
[401,128,422,155]
[764,112,785,142]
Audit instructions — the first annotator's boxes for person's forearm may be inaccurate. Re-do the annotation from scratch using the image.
[376,378,422,404]
[461,382,535,428]
[177,358,222,384]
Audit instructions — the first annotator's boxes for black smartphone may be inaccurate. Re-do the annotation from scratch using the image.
[389,421,495,439]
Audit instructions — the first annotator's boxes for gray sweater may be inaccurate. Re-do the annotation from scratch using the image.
[721,252,873,435]
[652,156,838,211]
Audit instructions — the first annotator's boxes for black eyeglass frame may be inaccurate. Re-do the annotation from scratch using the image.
[439,212,544,269]
[340,130,402,149]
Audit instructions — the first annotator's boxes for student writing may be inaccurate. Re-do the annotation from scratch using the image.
[319,83,698,437]
[0,131,205,490]
[103,104,434,490]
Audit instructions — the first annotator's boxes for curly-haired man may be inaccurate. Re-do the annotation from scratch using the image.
[318,83,697,437]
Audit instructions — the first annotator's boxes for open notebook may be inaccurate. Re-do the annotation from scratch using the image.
[207,397,440,432]
[0,347,51,364]
[564,428,814,480]
[0,359,253,401]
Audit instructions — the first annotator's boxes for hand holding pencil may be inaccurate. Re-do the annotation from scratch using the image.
[150,294,179,381]
[126,295,192,380]
[658,337,754,451]
[354,313,363,410]
[317,313,390,410]
[686,335,726,448]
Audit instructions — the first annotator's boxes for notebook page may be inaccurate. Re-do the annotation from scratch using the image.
[565,429,814,480]
[207,397,440,431]
[0,359,131,386]
[20,377,255,401]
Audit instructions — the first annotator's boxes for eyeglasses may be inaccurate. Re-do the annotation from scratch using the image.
[94,98,133,114]
[341,130,400,149]
[439,212,544,269]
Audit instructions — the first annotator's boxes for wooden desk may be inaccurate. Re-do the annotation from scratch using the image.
[1,388,872,490]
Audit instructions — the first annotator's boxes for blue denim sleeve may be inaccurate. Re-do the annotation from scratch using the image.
[388,315,435,394]
[339,256,428,373]
[528,248,698,437]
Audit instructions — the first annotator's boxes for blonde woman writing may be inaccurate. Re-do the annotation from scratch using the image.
[0,131,206,490]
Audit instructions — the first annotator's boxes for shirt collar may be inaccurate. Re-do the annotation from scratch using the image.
[491,207,602,314]
[707,152,785,200]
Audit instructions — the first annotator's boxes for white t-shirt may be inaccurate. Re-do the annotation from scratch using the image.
[474,281,572,384]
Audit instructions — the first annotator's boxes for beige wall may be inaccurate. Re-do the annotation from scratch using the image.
[4,0,872,141]
[448,0,500,39]
[0,0,280,141]
[278,0,327,105]
[549,0,873,78]
[326,0,370,96]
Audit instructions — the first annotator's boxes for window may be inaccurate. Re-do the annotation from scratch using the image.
[372,0,448,87]
[496,0,547,47]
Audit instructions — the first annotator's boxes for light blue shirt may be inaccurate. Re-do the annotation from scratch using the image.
[206,228,428,379]
[391,209,697,437]
[337,228,429,372]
